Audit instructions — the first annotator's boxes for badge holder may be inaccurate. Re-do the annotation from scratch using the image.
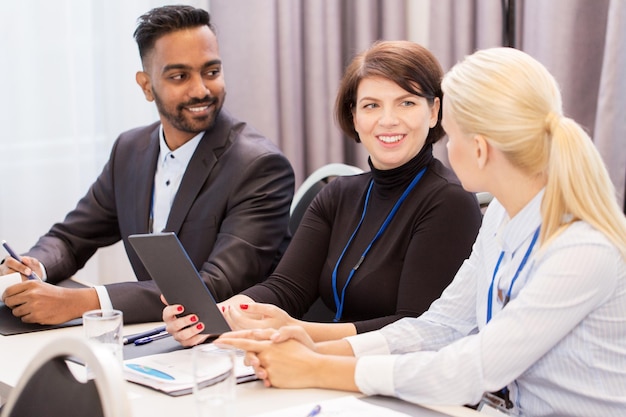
[477,392,519,416]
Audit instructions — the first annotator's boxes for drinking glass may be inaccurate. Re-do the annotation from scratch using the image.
[82,309,124,372]
[192,345,236,417]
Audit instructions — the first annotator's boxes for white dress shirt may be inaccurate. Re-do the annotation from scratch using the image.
[94,127,203,310]
[150,129,203,233]
[347,190,626,417]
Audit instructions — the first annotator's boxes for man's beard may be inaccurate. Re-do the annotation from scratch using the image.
[153,90,223,134]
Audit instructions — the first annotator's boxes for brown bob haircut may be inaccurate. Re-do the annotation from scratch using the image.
[334,40,445,144]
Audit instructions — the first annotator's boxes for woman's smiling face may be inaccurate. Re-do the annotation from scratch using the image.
[353,76,439,170]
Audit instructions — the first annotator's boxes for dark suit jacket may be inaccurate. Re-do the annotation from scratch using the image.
[27,109,295,323]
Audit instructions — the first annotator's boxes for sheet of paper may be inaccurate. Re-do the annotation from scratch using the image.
[123,344,256,396]
[0,273,21,296]
[250,396,411,417]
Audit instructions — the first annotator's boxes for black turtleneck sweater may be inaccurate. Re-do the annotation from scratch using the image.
[242,146,482,333]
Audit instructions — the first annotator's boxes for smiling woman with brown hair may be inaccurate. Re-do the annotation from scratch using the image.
[163,40,482,346]
[218,47,626,417]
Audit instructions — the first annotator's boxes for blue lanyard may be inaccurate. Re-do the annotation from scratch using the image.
[486,226,540,323]
[331,166,427,322]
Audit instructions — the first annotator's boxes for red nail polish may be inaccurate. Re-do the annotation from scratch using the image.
[177,306,183,312]
[240,304,248,310]
[196,323,203,330]
[221,306,225,312]
[190,315,197,323]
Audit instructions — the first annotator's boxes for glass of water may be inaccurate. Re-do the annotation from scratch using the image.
[192,345,236,417]
[82,309,124,373]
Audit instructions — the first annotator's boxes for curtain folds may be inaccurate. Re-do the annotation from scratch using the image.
[520,0,624,210]
[1,0,623,286]
[593,0,626,210]
[213,0,624,208]
[211,0,409,184]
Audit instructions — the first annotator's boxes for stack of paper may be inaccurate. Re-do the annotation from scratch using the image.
[123,345,256,396]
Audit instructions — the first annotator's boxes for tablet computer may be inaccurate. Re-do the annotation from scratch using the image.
[128,232,230,336]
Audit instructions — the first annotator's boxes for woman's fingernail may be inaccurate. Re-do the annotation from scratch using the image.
[177,306,183,312]
[221,306,225,312]
[240,304,248,310]
[196,323,203,330]
[190,315,198,323]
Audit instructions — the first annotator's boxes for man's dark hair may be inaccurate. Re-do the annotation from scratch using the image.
[134,5,215,64]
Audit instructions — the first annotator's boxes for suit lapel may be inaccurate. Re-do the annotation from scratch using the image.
[135,125,160,233]
[164,110,235,233]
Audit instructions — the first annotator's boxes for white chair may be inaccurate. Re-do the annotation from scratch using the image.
[476,192,494,212]
[289,163,364,234]
[0,336,131,417]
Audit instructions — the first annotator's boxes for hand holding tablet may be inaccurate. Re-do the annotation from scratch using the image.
[128,233,231,336]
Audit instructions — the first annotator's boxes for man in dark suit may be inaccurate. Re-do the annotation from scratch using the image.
[0,5,294,324]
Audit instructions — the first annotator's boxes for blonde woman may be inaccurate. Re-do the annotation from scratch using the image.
[219,47,626,417]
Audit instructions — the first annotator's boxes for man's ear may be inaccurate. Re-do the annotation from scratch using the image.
[136,71,154,102]
[474,134,489,169]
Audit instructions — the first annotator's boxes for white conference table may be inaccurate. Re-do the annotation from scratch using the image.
[0,320,482,417]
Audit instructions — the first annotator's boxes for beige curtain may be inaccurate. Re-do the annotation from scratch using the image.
[593,0,626,211]
[2,0,621,287]
[520,0,625,211]
[209,0,408,185]
[420,0,504,165]
[426,0,503,70]
[210,0,625,209]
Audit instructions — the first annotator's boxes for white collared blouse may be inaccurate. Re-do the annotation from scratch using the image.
[347,190,626,417]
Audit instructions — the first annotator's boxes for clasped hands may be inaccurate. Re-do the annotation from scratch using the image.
[218,326,321,388]
[162,300,320,387]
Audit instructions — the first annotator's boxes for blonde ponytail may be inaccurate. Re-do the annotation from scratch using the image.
[543,115,626,257]
[443,47,626,258]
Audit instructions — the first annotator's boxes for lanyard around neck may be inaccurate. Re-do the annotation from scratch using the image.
[331,166,427,322]
[486,226,540,323]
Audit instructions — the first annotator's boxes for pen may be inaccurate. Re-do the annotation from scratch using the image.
[1,240,41,281]
[305,404,321,417]
[134,331,171,345]
[123,325,167,345]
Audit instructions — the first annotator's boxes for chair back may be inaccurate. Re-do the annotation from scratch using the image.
[289,163,364,234]
[476,192,494,213]
[0,336,131,417]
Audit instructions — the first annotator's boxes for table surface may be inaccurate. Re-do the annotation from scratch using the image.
[0,320,481,417]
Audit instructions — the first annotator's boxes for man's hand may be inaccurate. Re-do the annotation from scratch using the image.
[0,255,43,281]
[2,282,99,324]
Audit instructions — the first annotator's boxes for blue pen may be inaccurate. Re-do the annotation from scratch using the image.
[134,331,171,345]
[1,240,41,281]
[305,404,321,417]
[123,325,167,345]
